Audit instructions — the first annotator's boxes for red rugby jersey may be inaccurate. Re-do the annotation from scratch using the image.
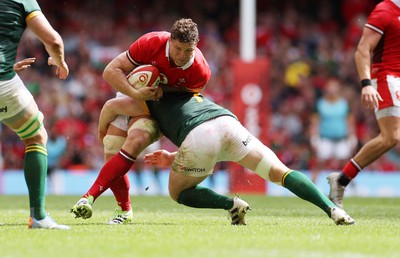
[367,0,400,77]
[127,31,211,92]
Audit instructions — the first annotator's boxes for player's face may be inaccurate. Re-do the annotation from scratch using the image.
[169,38,196,67]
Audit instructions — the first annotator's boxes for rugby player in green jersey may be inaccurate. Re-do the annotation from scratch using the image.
[85,92,356,226]
[0,0,69,229]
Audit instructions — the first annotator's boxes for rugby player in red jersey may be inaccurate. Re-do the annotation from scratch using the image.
[328,0,400,208]
[70,18,250,224]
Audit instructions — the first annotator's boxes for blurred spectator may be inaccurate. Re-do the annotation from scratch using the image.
[46,122,67,193]
[309,78,357,182]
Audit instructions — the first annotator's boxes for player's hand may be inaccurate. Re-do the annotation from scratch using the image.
[144,150,174,168]
[135,86,163,101]
[48,57,69,79]
[13,57,36,73]
[361,85,382,109]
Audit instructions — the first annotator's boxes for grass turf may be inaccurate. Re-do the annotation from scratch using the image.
[0,195,399,258]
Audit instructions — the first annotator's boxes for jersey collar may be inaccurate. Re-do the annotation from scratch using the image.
[165,40,195,70]
[392,0,400,8]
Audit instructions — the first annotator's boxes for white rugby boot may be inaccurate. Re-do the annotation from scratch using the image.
[228,196,251,225]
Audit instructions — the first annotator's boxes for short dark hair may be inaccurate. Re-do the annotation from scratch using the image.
[170,18,199,44]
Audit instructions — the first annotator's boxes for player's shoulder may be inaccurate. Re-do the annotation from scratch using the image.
[193,49,211,75]
[373,0,398,13]
[193,48,209,67]
[139,31,170,43]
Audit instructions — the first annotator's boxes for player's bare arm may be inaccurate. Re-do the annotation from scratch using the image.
[98,97,141,141]
[27,13,68,79]
[103,52,161,101]
[355,27,383,109]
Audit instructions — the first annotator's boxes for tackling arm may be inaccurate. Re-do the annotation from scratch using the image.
[98,97,140,141]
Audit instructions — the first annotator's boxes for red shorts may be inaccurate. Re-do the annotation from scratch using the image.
[374,75,400,110]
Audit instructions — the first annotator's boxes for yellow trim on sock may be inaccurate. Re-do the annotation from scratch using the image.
[281,170,293,186]
[25,145,47,156]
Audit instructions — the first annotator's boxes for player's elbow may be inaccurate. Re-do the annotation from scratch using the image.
[102,65,115,83]
[45,35,64,55]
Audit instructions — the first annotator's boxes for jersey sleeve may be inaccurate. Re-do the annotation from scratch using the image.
[23,0,42,22]
[23,0,41,14]
[365,3,389,34]
[185,68,211,92]
[127,36,146,66]
[127,32,158,66]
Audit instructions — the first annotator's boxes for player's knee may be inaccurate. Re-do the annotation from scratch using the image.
[103,135,126,155]
[22,128,48,146]
[382,133,400,149]
[128,117,161,140]
[168,186,181,203]
[125,130,154,153]
[125,117,161,153]
[14,111,47,145]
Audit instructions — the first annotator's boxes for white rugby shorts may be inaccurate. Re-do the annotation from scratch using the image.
[109,92,130,131]
[172,115,255,177]
[315,137,353,161]
[0,74,33,121]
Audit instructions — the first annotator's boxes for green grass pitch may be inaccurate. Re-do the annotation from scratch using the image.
[0,195,399,258]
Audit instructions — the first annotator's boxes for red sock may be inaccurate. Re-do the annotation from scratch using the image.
[110,174,131,211]
[343,159,362,179]
[84,150,135,201]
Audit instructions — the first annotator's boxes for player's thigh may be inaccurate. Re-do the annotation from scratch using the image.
[2,96,46,145]
[238,138,289,182]
[1,75,36,129]
[377,114,400,141]
[103,118,128,159]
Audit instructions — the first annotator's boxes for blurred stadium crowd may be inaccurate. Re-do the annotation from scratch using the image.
[2,0,400,172]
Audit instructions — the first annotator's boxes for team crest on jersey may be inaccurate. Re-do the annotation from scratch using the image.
[176,78,186,87]
[396,90,400,101]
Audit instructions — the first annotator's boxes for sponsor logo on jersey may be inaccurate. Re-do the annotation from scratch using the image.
[179,165,206,173]
[0,106,8,113]
[184,167,206,173]
[242,135,252,146]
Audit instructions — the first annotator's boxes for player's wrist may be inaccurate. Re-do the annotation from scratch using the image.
[361,79,372,88]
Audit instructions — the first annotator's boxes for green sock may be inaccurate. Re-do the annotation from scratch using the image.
[282,170,335,217]
[177,185,234,209]
[24,144,48,220]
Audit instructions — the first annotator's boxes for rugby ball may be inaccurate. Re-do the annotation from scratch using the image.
[126,65,160,89]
